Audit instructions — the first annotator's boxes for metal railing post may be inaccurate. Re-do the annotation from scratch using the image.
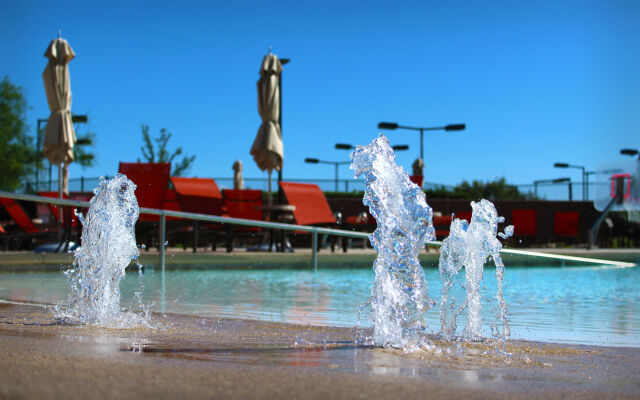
[159,212,166,272]
[311,229,318,271]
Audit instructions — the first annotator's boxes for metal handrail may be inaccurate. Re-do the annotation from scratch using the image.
[0,190,370,270]
[0,191,635,269]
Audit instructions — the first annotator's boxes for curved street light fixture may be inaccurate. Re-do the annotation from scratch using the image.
[377,121,466,161]
[621,148,639,159]
[335,143,409,151]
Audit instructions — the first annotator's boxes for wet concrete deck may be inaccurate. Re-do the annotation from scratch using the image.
[0,302,638,399]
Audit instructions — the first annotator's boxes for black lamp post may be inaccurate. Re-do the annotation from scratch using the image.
[554,162,586,201]
[377,121,465,162]
[305,158,350,192]
[274,57,290,205]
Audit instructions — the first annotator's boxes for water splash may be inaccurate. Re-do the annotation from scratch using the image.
[439,199,513,341]
[350,134,435,349]
[59,174,144,327]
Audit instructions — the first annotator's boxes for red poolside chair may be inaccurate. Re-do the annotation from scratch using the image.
[222,189,264,251]
[170,177,229,251]
[0,197,40,234]
[118,162,171,222]
[38,192,82,227]
[279,182,346,252]
[170,177,226,216]
[0,197,55,250]
[162,188,182,220]
[118,162,171,249]
[222,189,263,221]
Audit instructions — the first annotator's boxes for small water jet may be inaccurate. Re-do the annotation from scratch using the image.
[350,134,435,349]
[60,174,142,326]
[439,199,513,341]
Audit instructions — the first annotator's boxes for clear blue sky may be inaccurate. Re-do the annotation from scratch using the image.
[2,0,639,188]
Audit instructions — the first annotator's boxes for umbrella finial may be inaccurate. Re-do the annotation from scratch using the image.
[268,46,272,54]
[58,29,61,38]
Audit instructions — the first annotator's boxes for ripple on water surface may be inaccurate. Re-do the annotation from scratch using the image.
[0,264,638,347]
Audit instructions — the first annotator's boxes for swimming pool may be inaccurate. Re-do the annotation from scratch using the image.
[0,261,637,347]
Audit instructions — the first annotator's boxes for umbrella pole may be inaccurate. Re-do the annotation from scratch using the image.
[267,170,273,206]
[58,164,64,199]
[56,164,64,250]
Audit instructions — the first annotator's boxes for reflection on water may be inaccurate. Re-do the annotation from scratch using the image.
[0,265,638,347]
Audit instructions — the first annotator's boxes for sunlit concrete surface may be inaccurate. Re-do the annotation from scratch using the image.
[0,302,638,399]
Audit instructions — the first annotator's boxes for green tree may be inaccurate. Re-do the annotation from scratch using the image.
[0,76,38,191]
[424,177,535,200]
[138,124,196,176]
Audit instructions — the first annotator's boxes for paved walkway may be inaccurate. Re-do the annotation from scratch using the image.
[0,302,638,399]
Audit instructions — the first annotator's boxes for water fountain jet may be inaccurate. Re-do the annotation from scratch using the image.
[60,174,142,327]
[351,135,435,349]
[439,199,513,341]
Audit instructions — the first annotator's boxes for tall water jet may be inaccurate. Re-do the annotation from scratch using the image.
[351,135,435,349]
[439,199,513,341]
[61,174,141,326]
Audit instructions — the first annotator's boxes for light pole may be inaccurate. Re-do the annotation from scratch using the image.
[276,57,289,204]
[377,122,465,162]
[305,158,350,192]
[554,162,586,201]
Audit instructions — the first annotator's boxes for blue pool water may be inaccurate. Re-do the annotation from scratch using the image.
[0,264,638,347]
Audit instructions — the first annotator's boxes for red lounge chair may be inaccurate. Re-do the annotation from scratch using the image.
[223,189,264,251]
[279,182,335,226]
[170,177,229,251]
[38,192,83,227]
[222,189,263,221]
[0,197,55,250]
[170,177,226,216]
[117,162,171,250]
[279,182,345,252]
[118,162,171,222]
[0,197,39,234]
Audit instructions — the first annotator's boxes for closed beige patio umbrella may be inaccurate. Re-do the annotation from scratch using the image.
[250,52,283,205]
[42,35,76,197]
